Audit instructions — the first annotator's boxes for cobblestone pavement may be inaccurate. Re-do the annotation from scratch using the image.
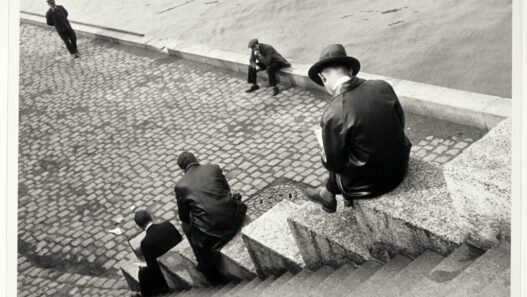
[18,24,485,295]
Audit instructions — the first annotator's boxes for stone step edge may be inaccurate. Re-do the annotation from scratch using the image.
[20,12,510,130]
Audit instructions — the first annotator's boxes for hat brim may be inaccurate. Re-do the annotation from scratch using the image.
[308,56,361,86]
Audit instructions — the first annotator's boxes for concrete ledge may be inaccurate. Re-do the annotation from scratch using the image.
[354,158,465,257]
[288,201,370,270]
[242,200,305,278]
[444,119,511,249]
[20,12,510,129]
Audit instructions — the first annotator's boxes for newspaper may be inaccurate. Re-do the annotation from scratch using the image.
[311,125,326,162]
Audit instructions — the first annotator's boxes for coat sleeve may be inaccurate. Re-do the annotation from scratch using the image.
[387,83,405,127]
[259,46,273,66]
[175,186,191,225]
[216,165,231,193]
[46,10,54,26]
[321,107,350,174]
[62,6,68,17]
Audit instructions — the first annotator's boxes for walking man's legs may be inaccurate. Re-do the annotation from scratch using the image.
[58,29,79,58]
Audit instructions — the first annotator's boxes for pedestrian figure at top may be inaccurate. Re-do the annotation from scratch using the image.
[174,152,247,285]
[246,39,291,96]
[46,0,80,59]
[304,44,412,213]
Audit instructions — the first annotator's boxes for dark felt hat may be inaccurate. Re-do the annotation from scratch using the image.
[308,44,361,85]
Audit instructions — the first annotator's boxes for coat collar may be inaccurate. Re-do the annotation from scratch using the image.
[184,162,200,172]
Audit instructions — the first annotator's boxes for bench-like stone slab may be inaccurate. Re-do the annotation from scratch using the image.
[242,200,305,278]
[444,118,511,249]
[288,201,370,269]
[354,158,465,257]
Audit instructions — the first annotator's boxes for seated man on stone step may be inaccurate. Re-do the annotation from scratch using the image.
[132,210,183,297]
[304,44,412,213]
[174,152,247,285]
[245,38,291,96]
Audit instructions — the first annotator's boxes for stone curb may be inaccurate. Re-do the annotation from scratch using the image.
[20,12,511,130]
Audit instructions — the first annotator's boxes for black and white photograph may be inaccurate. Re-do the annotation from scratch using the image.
[1,0,527,296]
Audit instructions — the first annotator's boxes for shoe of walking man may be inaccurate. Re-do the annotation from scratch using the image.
[304,44,412,213]
[246,39,291,96]
[46,0,80,59]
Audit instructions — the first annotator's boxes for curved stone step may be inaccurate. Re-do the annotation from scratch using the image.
[349,255,412,297]
[247,275,275,297]
[275,268,314,295]
[257,271,294,297]
[478,268,510,297]
[443,241,510,297]
[309,263,356,297]
[374,250,444,297]
[401,244,485,297]
[331,261,382,296]
[242,200,305,278]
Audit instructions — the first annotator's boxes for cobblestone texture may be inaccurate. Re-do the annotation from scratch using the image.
[18,24,485,295]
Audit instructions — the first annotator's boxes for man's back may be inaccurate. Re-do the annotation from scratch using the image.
[175,164,240,238]
[46,5,71,32]
[139,221,182,297]
[141,221,182,260]
[322,77,411,196]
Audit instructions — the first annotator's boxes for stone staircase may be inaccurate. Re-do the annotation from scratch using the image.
[119,119,511,296]
[157,240,510,297]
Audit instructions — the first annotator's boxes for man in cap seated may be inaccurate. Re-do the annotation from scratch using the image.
[304,44,412,213]
[174,152,247,285]
[246,38,291,96]
[133,210,182,297]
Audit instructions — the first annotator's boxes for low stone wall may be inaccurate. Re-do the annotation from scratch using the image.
[20,12,510,130]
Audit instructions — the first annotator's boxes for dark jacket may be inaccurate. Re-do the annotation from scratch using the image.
[320,76,412,198]
[175,164,246,250]
[139,221,182,297]
[250,43,290,67]
[46,5,72,32]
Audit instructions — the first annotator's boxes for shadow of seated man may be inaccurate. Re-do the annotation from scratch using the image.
[132,210,183,297]
[174,152,247,285]
[304,44,412,213]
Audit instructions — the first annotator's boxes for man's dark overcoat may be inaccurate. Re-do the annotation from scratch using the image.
[250,43,290,67]
[320,76,412,198]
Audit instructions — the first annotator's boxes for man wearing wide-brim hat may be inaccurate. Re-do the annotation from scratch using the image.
[304,44,412,213]
[245,38,291,96]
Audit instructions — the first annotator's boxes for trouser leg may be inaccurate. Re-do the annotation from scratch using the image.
[325,171,342,195]
[266,62,285,86]
[247,62,266,84]
[57,30,75,54]
[66,28,78,53]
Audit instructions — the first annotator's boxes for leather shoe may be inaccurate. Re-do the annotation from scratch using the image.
[246,85,260,93]
[304,187,337,213]
[272,87,280,96]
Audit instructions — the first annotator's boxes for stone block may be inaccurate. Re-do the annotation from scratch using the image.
[288,201,370,269]
[242,200,305,278]
[171,42,213,65]
[157,239,211,287]
[218,217,258,281]
[145,37,170,54]
[119,258,140,292]
[444,118,511,248]
[354,158,465,257]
